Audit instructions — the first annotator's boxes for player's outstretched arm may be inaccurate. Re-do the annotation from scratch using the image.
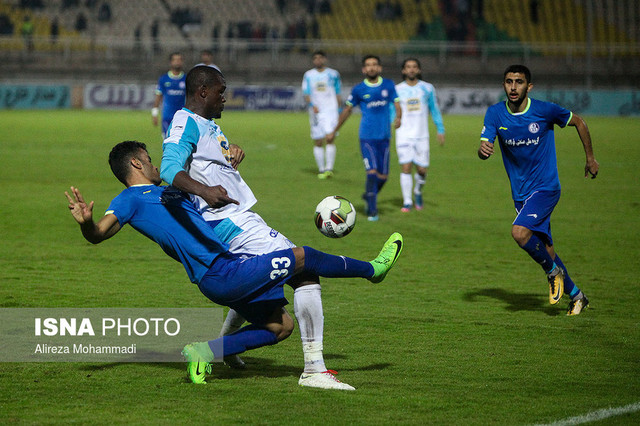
[568,114,599,178]
[478,140,494,160]
[65,186,121,244]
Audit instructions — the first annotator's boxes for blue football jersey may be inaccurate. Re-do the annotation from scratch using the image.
[480,98,572,201]
[105,185,229,283]
[155,71,186,121]
[347,77,399,140]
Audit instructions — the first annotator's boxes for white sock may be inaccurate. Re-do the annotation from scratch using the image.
[400,173,413,206]
[293,284,327,373]
[313,146,325,173]
[414,172,426,195]
[218,309,246,337]
[325,143,336,172]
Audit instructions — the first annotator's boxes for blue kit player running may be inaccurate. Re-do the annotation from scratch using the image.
[327,55,401,221]
[478,64,599,316]
[66,141,404,389]
[152,52,186,138]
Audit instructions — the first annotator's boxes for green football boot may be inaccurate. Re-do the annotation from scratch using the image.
[369,233,403,283]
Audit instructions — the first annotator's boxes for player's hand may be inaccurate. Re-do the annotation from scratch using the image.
[312,105,319,114]
[229,144,245,170]
[437,133,445,146]
[478,140,494,159]
[326,132,336,143]
[202,185,239,208]
[585,158,599,179]
[394,117,401,129]
[152,116,159,126]
[65,186,94,225]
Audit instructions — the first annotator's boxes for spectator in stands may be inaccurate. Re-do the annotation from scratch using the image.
[151,19,160,54]
[529,0,539,24]
[133,23,142,52]
[97,1,112,23]
[21,15,35,52]
[62,0,80,10]
[319,0,332,14]
[195,49,220,71]
[0,13,14,35]
[75,12,87,32]
[50,17,59,45]
[85,0,97,9]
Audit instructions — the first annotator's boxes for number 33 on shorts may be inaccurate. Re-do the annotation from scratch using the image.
[270,257,291,280]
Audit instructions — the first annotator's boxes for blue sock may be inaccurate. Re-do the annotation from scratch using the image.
[521,234,556,273]
[554,255,579,297]
[208,325,278,360]
[365,174,378,215]
[376,176,387,192]
[303,246,374,278]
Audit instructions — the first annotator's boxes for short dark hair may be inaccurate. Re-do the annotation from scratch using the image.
[362,54,381,66]
[109,141,147,186]
[169,51,182,61]
[401,57,422,80]
[504,64,531,83]
[186,65,224,97]
[312,50,326,57]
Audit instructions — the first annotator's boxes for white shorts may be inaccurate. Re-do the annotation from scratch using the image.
[396,137,430,168]
[211,210,295,255]
[309,110,338,140]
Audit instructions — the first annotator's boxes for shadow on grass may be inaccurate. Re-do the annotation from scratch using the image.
[463,288,561,316]
[78,355,391,380]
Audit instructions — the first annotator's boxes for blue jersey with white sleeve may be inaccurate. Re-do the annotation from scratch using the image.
[480,98,572,201]
[105,185,229,284]
[156,71,186,121]
[346,77,399,140]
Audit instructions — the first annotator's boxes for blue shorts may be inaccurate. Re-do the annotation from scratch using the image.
[360,138,390,174]
[198,248,295,324]
[513,190,560,246]
[162,118,171,137]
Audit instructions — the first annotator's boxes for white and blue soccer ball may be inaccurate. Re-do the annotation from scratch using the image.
[314,196,356,238]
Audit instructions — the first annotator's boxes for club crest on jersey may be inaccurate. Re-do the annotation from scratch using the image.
[218,135,231,161]
[382,89,388,97]
[529,123,540,134]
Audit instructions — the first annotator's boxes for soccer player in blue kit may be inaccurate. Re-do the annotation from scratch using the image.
[478,65,599,315]
[65,141,403,388]
[152,52,186,138]
[327,55,401,221]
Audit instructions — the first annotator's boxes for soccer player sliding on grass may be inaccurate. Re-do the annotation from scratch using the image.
[66,141,403,389]
[478,65,599,315]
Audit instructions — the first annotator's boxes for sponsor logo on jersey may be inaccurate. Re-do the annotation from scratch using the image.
[366,100,387,108]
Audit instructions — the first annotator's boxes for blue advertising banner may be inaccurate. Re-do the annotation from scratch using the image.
[224,86,305,111]
[0,85,70,109]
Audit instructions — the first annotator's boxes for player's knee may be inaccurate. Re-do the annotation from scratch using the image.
[511,225,531,246]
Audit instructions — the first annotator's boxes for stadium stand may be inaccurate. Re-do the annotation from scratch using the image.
[0,0,638,86]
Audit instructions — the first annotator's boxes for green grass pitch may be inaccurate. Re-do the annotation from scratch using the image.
[0,109,638,424]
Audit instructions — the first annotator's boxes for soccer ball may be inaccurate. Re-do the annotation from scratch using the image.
[314,196,356,238]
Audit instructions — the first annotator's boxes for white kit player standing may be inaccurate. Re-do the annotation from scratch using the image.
[302,50,342,179]
[394,58,445,211]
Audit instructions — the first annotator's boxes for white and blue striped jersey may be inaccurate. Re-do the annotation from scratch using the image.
[302,67,341,114]
[395,80,445,140]
[160,108,257,221]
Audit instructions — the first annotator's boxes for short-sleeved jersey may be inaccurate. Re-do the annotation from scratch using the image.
[480,98,572,201]
[302,67,341,114]
[155,71,186,121]
[395,80,445,140]
[346,77,399,140]
[160,108,257,221]
[105,185,229,284]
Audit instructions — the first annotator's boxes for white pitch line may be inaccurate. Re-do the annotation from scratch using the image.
[534,401,640,425]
